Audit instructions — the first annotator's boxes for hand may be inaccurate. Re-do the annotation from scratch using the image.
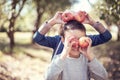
[82,14,96,25]
[79,38,95,61]
[49,11,65,26]
[82,14,106,33]
[60,36,76,59]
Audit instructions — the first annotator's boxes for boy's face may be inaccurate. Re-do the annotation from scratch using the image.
[63,29,86,58]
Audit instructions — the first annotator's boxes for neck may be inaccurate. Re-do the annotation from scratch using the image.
[68,54,80,58]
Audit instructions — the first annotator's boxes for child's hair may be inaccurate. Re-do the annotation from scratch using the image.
[59,20,86,38]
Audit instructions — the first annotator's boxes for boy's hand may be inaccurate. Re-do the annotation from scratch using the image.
[60,36,77,60]
[82,14,96,25]
[49,11,65,26]
[79,38,95,61]
[82,14,106,33]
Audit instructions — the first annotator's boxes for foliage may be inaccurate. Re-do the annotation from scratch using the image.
[89,0,120,40]
[93,0,120,25]
[32,0,78,28]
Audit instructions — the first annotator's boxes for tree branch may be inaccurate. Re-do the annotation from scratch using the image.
[15,0,26,18]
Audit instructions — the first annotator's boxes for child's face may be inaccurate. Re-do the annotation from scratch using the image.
[64,29,86,58]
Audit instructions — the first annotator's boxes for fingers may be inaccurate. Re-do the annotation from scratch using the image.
[86,37,92,46]
[56,11,63,14]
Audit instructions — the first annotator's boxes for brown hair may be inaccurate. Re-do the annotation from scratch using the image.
[59,20,86,38]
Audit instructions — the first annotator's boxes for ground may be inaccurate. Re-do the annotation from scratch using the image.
[0,32,119,80]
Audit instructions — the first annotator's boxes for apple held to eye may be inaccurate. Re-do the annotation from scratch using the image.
[79,37,89,48]
[68,36,89,48]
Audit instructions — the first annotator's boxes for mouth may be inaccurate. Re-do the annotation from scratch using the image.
[72,47,79,51]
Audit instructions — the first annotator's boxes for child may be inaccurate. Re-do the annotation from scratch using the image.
[33,11,112,59]
[44,20,108,80]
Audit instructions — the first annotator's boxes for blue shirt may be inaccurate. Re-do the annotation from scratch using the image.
[33,30,112,58]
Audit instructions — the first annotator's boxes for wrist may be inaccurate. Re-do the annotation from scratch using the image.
[86,53,95,62]
[89,20,96,26]
[90,21,106,33]
[47,19,56,26]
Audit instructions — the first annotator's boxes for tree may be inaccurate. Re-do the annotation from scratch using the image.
[5,0,26,52]
[89,0,120,40]
[32,0,77,43]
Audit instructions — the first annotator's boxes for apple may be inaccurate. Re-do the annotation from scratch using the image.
[74,11,86,23]
[79,37,89,48]
[62,11,74,22]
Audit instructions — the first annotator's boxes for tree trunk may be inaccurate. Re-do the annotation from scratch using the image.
[32,13,42,43]
[116,22,120,41]
[7,18,15,53]
[117,26,120,41]
[9,31,14,52]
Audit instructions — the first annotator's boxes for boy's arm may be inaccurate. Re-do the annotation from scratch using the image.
[83,14,112,46]
[33,11,64,48]
[89,22,112,46]
[88,58,108,80]
[33,31,60,49]
[80,38,108,80]
[38,11,64,35]
[44,56,65,80]
[88,30,112,46]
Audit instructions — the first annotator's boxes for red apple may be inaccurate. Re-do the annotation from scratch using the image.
[74,11,86,23]
[79,37,89,48]
[62,11,74,22]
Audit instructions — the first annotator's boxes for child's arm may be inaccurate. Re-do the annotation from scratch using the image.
[88,58,108,80]
[83,14,106,34]
[44,56,65,80]
[80,38,108,80]
[44,36,72,80]
[83,14,112,46]
[33,11,64,48]
[38,11,64,35]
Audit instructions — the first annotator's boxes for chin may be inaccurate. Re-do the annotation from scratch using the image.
[71,48,80,55]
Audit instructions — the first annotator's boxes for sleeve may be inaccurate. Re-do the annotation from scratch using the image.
[88,58,108,80]
[33,31,60,49]
[88,30,112,46]
[44,56,65,80]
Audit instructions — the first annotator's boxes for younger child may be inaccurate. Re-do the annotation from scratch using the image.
[44,20,108,80]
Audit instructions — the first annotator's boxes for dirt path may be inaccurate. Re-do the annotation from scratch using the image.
[0,51,51,80]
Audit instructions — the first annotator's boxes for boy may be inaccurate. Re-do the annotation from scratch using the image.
[44,20,108,80]
[33,11,112,59]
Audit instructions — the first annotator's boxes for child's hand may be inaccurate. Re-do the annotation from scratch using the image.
[60,36,77,59]
[50,11,65,25]
[82,14,106,33]
[79,38,95,61]
[82,14,96,25]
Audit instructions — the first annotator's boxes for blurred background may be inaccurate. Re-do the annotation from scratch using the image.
[0,0,120,80]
